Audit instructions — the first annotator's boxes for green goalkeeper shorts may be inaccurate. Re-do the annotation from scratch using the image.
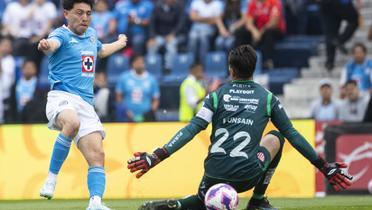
[197,146,271,200]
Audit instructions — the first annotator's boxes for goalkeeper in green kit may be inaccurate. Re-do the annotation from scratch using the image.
[127,45,353,210]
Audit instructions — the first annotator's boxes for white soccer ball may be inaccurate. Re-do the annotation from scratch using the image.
[204,183,239,210]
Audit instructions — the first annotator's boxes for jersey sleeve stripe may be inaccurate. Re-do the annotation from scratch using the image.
[212,92,218,111]
[267,92,273,117]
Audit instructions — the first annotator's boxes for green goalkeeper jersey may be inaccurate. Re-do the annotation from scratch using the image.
[164,80,318,181]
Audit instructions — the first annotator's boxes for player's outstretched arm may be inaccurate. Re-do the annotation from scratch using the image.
[269,95,353,191]
[98,34,127,58]
[38,39,60,54]
[127,116,209,178]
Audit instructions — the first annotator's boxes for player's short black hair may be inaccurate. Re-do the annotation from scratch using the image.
[228,45,257,79]
[352,42,367,54]
[63,0,94,10]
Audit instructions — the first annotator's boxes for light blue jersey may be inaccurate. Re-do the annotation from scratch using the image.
[48,25,102,105]
[115,70,160,121]
[343,59,372,92]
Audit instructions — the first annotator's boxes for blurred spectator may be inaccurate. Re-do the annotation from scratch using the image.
[339,80,369,122]
[93,0,117,71]
[94,71,113,122]
[92,0,117,43]
[0,36,16,122]
[215,0,247,51]
[284,0,308,35]
[188,0,223,62]
[319,0,361,71]
[179,63,206,122]
[242,0,286,69]
[115,55,160,122]
[1,0,32,40]
[0,0,12,23]
[114,0,154,55]
[340,43,372,95]
[29,0,57,41]
[28,0,57,68]
[310,79,340,121]
[1,0,35,58]
[15,60,38,115]
[147,0,185,71]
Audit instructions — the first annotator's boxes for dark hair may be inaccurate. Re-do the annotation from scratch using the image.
[130,54,144,65]
[63,0,94,10]
[345,80,358,87]
[228,45,257,79]
[22,59,36,68]
[352,42,367,54]
[190,63,203,71]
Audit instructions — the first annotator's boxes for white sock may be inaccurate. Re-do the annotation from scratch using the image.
[90,196,102,205]
[47,172,57,182]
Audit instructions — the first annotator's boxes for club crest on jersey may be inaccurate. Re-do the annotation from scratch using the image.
[89,36,96,44]
[82,55,94,75]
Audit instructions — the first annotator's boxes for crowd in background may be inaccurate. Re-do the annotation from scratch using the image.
[0,0,371,124]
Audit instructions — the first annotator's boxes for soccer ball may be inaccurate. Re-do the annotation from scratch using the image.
[204,183,239,210]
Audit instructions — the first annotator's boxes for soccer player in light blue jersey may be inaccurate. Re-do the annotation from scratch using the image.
[38,0,127,209]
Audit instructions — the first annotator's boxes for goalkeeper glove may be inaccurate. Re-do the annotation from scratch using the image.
[127,147,169,178]
[313,156,353,191]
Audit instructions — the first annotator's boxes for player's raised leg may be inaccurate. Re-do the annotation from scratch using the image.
[40,109,80,199]
[247,130,284,210]
[78,132,110,210]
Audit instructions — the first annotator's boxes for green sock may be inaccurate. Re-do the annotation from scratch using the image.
[253,131,284,198]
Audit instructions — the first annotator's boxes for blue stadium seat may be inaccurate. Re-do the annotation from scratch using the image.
[268,68,300,95]
[145,53,162,78]
[204,51,227,78]
[106,53,129,87]
[38,56,50,89]
[170,52,194,77]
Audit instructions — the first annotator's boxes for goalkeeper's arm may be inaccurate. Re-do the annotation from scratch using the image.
[127,116,209,178]
[270,95,352,191]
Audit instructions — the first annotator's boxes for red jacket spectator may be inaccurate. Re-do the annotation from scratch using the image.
[246,0,286,33]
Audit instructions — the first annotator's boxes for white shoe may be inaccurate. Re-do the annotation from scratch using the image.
[86,203,112,210]
[39,179,56,199]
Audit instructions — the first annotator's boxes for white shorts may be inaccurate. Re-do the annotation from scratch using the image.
[46,90,105,144]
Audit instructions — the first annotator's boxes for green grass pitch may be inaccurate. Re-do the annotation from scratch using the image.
[0,196,371,210]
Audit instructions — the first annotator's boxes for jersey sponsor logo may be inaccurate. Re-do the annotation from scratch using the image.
[223,94,260,105]
[89,35,96,44]
[232,84,251,88]
[223,117,254,125]
[167,131,183,148]
[82,55,94,75]
[224,104,239,111]
[244,104,258,113]
[229,89,254,94]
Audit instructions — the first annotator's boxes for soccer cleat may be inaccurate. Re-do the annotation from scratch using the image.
[138,200,178,210]
[39,179,56,199]
[246,197,278,210]
[86,202,112,210]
